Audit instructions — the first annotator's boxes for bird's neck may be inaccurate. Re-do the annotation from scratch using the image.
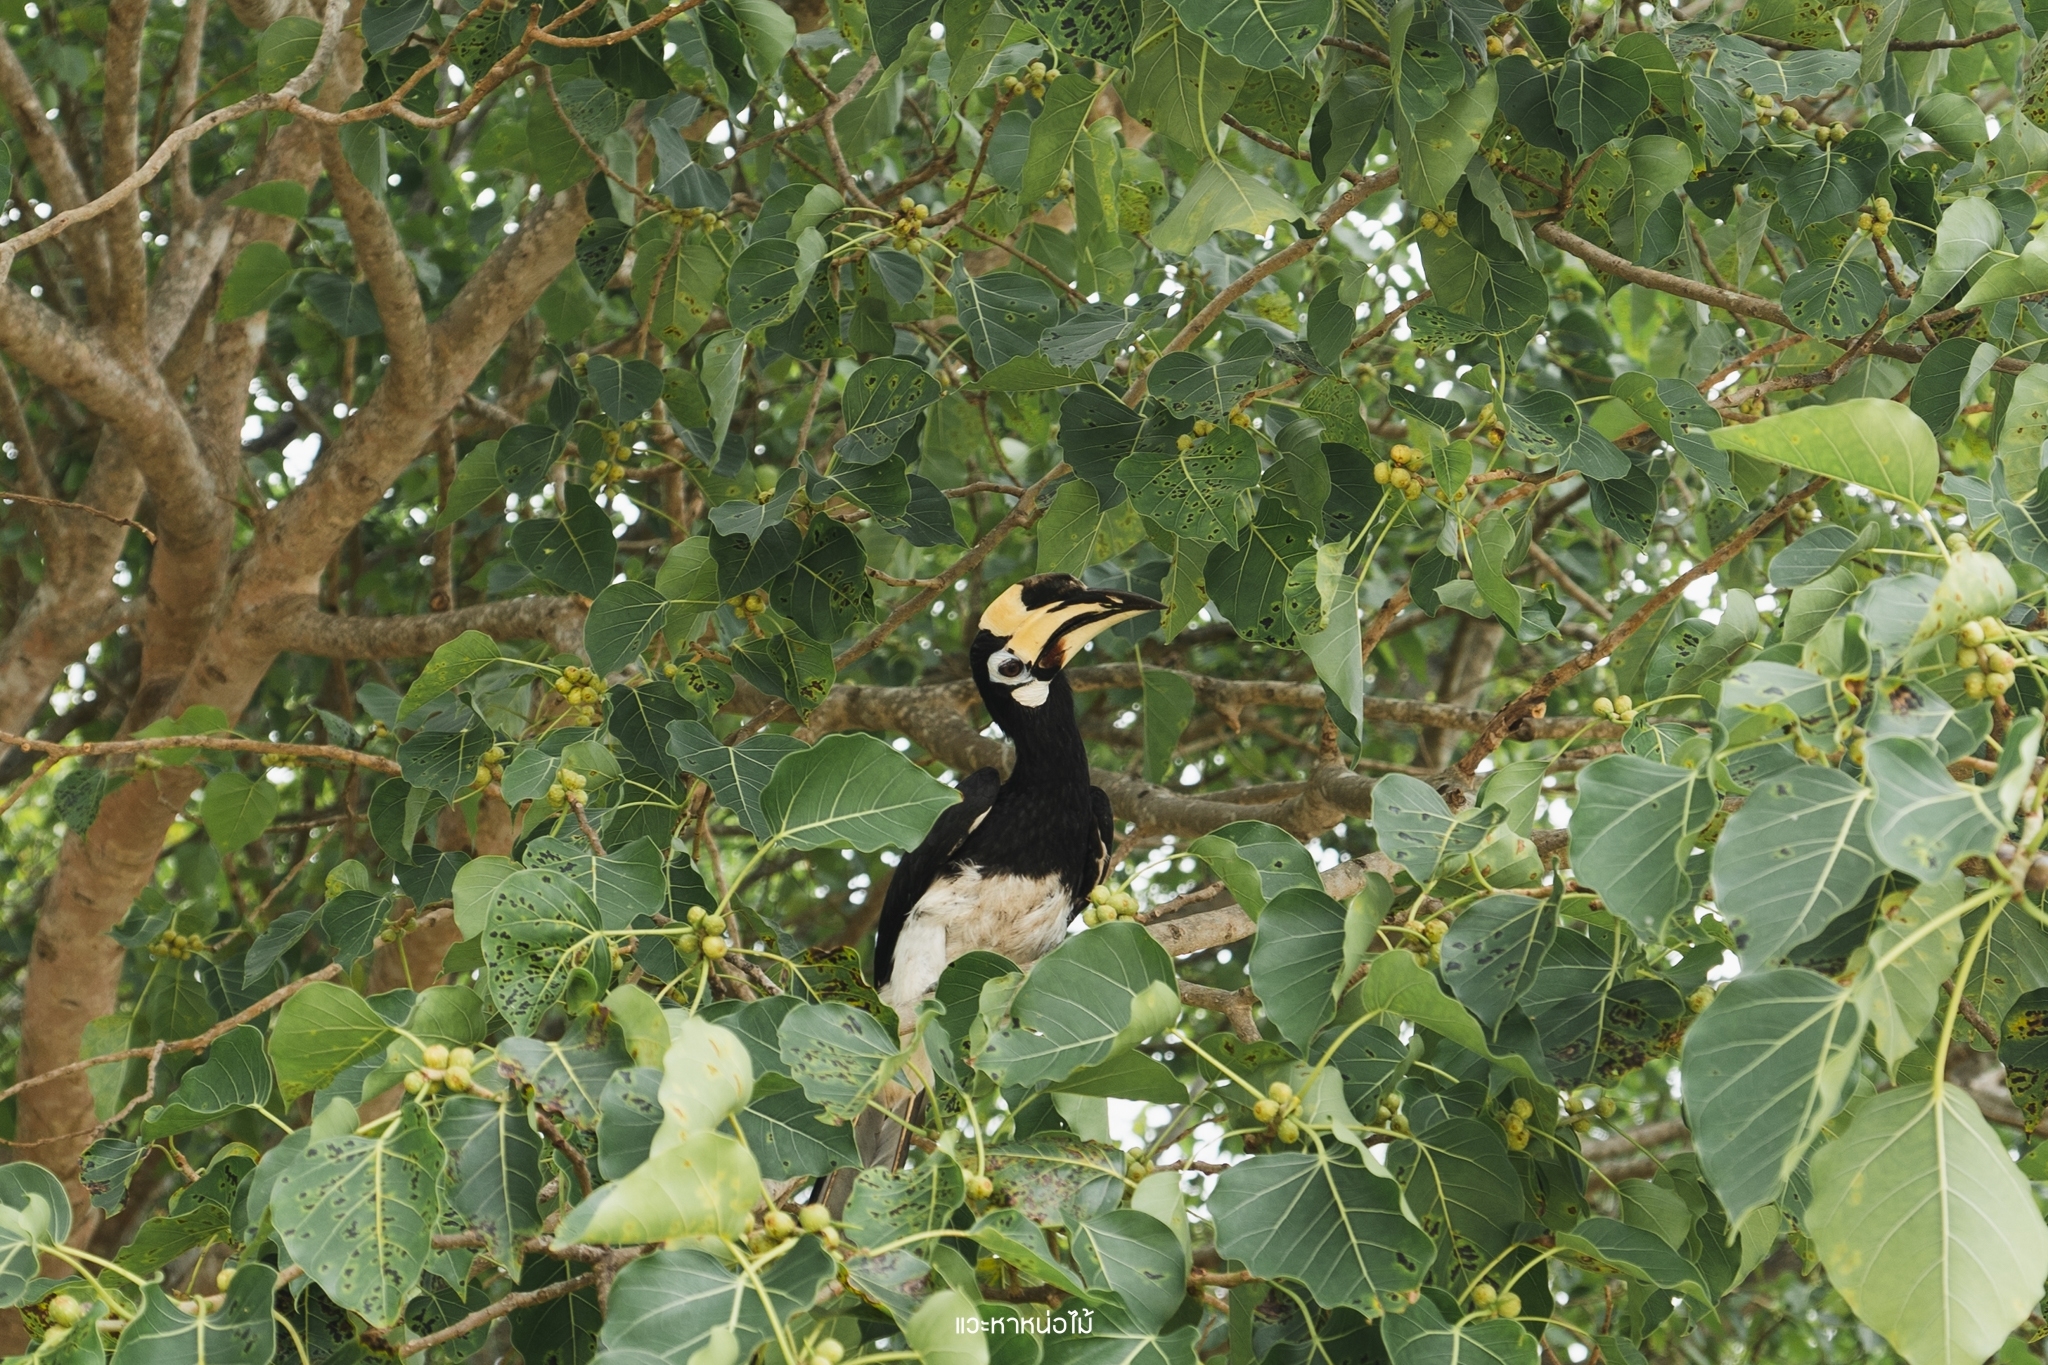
[1003,678,1091,792]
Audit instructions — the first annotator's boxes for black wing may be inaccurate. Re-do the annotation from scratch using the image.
[1089,786,1115,886]
[874,767,1002,986]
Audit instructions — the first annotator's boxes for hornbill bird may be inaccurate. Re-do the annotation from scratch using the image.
[814,574,1165,1207]
[873,572,1166,1021]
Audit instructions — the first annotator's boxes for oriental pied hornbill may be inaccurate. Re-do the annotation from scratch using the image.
[873,573,1166,1019]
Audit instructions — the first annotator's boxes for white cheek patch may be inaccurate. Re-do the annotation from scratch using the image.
[1013,680,1051,708]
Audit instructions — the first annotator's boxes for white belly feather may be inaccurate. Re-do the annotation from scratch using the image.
[881,866,1072,1019]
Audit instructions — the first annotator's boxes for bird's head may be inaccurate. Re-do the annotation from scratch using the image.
[970,573,1166,718]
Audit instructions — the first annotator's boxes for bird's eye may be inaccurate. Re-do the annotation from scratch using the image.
[996,657,1026,679]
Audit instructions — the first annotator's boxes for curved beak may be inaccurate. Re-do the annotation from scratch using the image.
[981,575,1166,669]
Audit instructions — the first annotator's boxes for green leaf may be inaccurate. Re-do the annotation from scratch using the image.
[727,233,823,331]
[1004,0,1143,65]
[778,1002,911,1121]
[737,1081,860,1179]
[270,982,397,1101]
[1679,968,1863,1224]
[1072,1210,1189,1332]
[272,1104,443,1326]
[951,261,1061,369]
[908,1290,990,1365]
[1247,885,1353,1050]
[1403,68,1498,210]
[1371,773,1504,882]
[1720,396,1928,500]
[1162,0,1331,69]
[438,1094,545,1268]
[1187,819,1321,917]
[556,1132,761,1244]
[836,358,942,466]
[597,1241,839,1365]
[1552,53,1649,154]
[1569,754,1717,944]
[1211,1146,1435,1316]
[1420,233,1548,336]
[1775,140,1882,232]
[1150,160,1301,256]
[1141,666,1195,783]
[400,630,502,719]
[771,516,873,641]
[496,424,564,499]
[1958,235,2048,311]
[1120,423,1261,544]
[510,484,618,597]
[397,723,494,799]
[1898,196,2004,326]
[1781,258,1889,341]
[1381,1297,1534,1365]
[1123,15,1243,154]
[1554,1217,1708,1298]
[1202,502,1315,644]
[302,273,383,337]
[1387,1118,1523,1295]
[218,246,293,320]
[1439,894,1555,1029]
[1349,949,1537,1080]
[257,15,323,91]
[667,721,805,837]
[585,581,667,676]
[141,1026,271,1137]
[200,772,279,852]
[108,1265,278,1365]
[584,355,664,423]
[977,921,1180,1087]
[481,866,600,1034]
[1853,872,1966,1071]
[759,733,961,851]
[1864,735,2008,878]
[225,179,310,219]
[1710,766,1880,968]
[1808,1083,2048,1365]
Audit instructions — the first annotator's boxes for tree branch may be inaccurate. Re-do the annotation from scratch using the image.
[1127,168,1399,406]
[1453,475,1828,780]
[317,126,434,389]
[0,964,343,1110]
[0,730,403,777]
[259,593,590,659]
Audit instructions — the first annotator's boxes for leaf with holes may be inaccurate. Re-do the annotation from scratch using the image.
[1163,0,1331,69]
[1781,259,1888,341]
[836,358,942,467]
[584,355,664,423]
[1120,423,1261,544]
[109,1264,278,1365]
[272,1104,442,1326]
[1440,894,1555,1029]
[1712,765,1881,968]
[951,261,1062,369]
[480,866,601,1034]
[438,1094,545,1269]
[777,1002,910,1122]
[1388,1119,1524,1295]
[1201,502,1314,643]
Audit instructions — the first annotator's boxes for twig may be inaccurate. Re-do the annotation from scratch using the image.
[0,964,343,1108]
[571,800,607,857]
[1128,169,1399,406]
[393,1271,603,1357]
[955,222,1083,303]
[1941,979,2002,1049]
[1222,114,1305,160]
[0,730,403,776]
[0,492,156,542]
[1526,543,1612,620]
[1453,476,1828,779]
[1178,982,1262,1044]
[534,1110,594,1196]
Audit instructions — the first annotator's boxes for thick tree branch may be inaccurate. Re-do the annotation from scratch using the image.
[261,594,590,659]
[317,127,434,389]
[101,0,152,349]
